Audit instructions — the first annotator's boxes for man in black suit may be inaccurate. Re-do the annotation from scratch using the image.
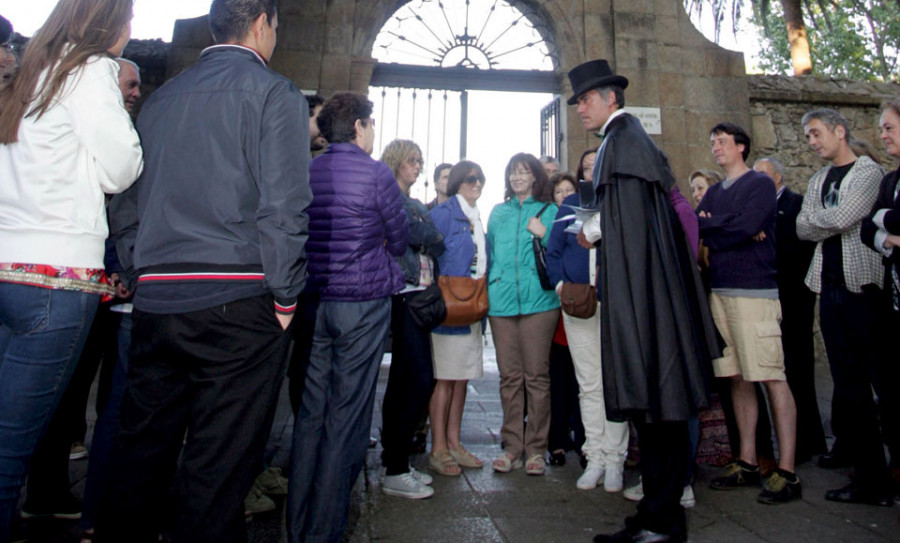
[754,157,827,464]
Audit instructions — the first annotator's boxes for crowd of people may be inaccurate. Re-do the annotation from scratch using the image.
[0,1,898,543]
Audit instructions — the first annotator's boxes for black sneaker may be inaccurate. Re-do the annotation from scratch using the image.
[758,469,801,504]
[710,460,761,490]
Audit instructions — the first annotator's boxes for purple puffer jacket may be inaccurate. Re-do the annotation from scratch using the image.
[306,143,408,301]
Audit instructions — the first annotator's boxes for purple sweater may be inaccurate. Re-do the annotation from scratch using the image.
[671,187,699,260]
[306,143,408,301]
[697,169,777,290]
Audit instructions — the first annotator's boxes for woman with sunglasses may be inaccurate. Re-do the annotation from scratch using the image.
[0,0,142,538]
[428,161,488,477]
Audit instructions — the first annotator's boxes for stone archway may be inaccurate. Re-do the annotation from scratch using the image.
[167,0,751,180]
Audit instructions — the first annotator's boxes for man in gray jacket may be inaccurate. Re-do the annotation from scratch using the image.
[96,1,311,541]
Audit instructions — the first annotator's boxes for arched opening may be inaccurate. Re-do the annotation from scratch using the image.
[368,0,561,212]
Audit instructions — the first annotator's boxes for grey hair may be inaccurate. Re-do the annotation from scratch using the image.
[801,108,852,140]
[539,155,560,166]
[754,156,784,177]
[115,57,140,76]
[595,85,625,108]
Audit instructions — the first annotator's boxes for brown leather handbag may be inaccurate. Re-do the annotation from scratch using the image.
[559,247,598,319]
[559,283,597,318]
[437,275,489,326]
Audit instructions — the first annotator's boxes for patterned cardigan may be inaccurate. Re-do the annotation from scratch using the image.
[796,155,884,293]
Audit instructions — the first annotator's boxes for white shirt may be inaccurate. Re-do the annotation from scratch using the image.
[0,54,143,268]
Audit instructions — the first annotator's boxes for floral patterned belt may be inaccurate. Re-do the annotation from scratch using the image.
[0,263,114,300]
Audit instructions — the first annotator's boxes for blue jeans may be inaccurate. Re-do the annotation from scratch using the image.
[80,312,132,531]
[287,298,391,543]
[0,283,99,541]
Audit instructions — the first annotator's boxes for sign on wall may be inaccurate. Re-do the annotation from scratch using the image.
[625,107,662,135]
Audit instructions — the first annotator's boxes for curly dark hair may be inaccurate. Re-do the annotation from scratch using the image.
[316,93,373,144]
[504,153,552,203]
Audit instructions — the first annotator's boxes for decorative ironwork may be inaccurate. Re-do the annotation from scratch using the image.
[373,0,557,71]
[540,96,562,159]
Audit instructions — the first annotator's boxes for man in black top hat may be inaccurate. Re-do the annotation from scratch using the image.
[568,59,720,543]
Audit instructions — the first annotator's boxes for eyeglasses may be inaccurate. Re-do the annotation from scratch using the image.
[509,169,533,178]
[406,157,423,166]
[463,175,484,184]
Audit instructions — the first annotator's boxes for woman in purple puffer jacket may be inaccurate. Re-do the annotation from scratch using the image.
[288,93,409,543]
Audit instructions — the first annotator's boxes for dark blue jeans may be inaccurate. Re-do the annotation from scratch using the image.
[287,298,391,543]
[0,283,98,541]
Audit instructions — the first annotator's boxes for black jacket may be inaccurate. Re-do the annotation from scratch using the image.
[111,45,311,313]
[588,113,720,423]
[861,168,900,297]
[775,189,816,302]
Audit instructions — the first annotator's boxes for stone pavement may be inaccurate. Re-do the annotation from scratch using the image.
[24,329,900,542]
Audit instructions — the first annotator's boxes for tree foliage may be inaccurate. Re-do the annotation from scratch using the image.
[687,0,900,81]
[752,0,899,81]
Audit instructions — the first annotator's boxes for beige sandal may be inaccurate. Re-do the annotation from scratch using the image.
[492,452,523,473]
[428,450,461,476]
[449,446,483,468]
[525,453,545,475]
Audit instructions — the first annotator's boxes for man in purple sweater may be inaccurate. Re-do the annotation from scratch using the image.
[698,123,800,505]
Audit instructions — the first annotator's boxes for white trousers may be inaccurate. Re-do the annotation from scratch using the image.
[562,309,629,466]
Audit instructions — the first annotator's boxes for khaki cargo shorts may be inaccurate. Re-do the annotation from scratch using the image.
[709,292,786,382]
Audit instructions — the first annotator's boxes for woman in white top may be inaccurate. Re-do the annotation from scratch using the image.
[428,161,488,476]
[0,1,142,537]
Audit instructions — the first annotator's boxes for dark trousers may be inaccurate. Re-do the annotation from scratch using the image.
[287,292,319,415]
[548,340,584,453]
[95,295,291,543]
[381,293,436,474]
[634,420,689,537]
[819,283,892,492]
[25,305,119,508]
[287,298,391,543]
[780,288,826,461]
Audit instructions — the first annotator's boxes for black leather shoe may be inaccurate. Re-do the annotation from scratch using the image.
[824,484,894,507]
[817,452,850,469]
[548,450,567,466]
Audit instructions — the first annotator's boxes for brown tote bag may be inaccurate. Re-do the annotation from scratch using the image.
[437,275,489,326]
[560,247,598,319]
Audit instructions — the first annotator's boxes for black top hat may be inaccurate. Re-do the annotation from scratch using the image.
[566,59,629,105]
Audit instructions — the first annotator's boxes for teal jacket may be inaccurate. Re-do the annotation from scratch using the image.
[486,196,560,317]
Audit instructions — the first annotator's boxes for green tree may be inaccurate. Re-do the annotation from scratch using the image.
[687,0,900,80]
[751,0,900,81]
[686,0,812,75]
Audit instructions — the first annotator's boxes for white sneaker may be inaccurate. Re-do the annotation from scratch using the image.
[409,467,433,485]
[604,463,624,492]
[382,472,435,499]
[622,479,696,508]
[681,484,696,508]
[576,463,606,490]
[623,478,643,502]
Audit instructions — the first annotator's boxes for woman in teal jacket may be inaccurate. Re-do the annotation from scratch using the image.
[486,153,560,475]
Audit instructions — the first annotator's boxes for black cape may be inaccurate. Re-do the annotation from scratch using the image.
[585,113,722,423]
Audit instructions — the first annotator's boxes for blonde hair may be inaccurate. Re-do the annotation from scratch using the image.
[0,0,134,143]
[380,139,422,180]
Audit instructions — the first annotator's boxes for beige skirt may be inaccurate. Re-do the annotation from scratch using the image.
[431,323,483,380]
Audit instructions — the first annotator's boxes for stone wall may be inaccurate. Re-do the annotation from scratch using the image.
[165,0,749,182]
[747,75,900,194]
